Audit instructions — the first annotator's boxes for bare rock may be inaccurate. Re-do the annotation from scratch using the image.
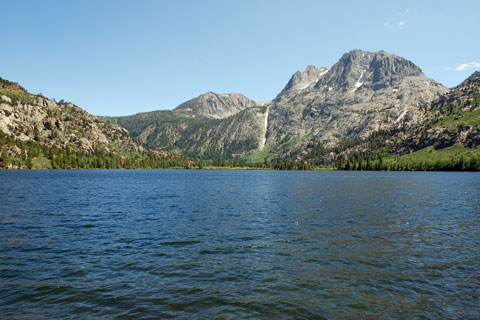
[175,92,256,119]
[1,95,12,103]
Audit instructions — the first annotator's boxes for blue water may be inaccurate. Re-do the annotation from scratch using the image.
[0,170,479,319]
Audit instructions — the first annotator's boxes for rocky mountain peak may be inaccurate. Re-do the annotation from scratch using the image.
[459,70,480,87]
[314,49,424,91]
[174,92,256,119]
[469,70,480,79]
[279,65,329,95]
[268,49,448,152]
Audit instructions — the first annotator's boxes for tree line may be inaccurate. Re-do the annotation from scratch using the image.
[2,130,479,171]
[0,132,190,170]
[334,153,480,171]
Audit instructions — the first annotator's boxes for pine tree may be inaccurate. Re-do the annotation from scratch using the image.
[1,149,10,167]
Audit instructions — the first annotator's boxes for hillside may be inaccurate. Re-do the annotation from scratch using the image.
[322,71,480,170]
[107,50,448,161]
[104,92,265,159]
[0,78,189,169]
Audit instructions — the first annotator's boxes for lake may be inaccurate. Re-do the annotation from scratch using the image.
[0,170,479,319]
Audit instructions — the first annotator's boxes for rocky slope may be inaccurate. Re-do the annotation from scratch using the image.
[459,71,480,87]
[0,79,142,154]
[174,92,256,119]
[105,106,267,159]
[164,106,267,158]
[104,92,264,158]
[315,71,480,167]
[394,71,480,153]
[0,78,194,169]
[266,50,448,158]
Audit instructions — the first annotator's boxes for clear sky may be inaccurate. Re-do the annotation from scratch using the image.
[1,0,478,116]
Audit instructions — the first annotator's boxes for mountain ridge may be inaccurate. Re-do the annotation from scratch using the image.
[105,49,449,160]
[2,49,478,170]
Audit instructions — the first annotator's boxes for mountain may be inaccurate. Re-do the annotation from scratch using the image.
[174,92,256,119]
[2,52,478,170]
[110,49,447,161]
[324,71,480,170]
[459,70,480,87]
[396,70,480,152]
[278,65,330,95]
[103,92,265,158]
[0,78,187,169]
[266,50,448,159]
[0,78,141,153]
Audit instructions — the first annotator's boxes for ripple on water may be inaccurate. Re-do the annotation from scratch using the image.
[0,170,479,319]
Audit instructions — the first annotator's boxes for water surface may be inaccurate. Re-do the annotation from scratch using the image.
[0,170,479,318]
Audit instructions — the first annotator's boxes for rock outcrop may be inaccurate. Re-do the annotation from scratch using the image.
[0,79,143,153]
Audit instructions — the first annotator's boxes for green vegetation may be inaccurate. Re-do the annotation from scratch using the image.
[2,75,478,171]
[2,126,478,171]
[424,93,480,131]
[270,159,314,170]
[31,156,52,169]
[334,145,480,171]
[434,108,480,128]
[104,106,269,160]
[243,149,276,166]
[386,145,480,171]
[0,88,33,105]
[0,131,192,170]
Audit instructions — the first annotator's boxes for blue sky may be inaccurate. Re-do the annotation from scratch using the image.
[1,0,478,116]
